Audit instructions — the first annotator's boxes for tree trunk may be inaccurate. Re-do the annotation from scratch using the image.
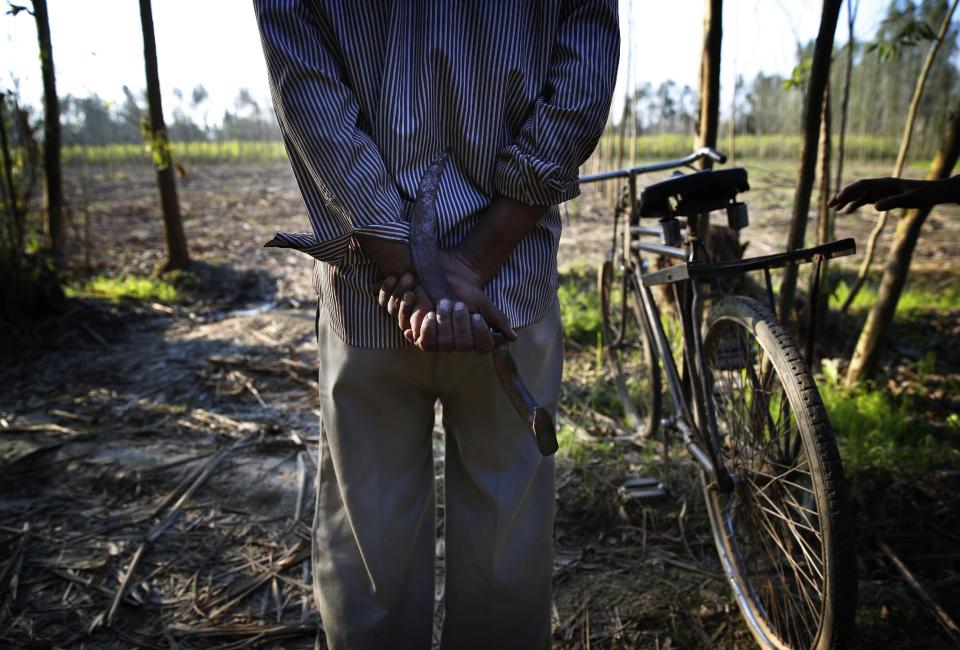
[694,0,722,245]
[139,0,189,273]
[841,0,958,314]
[32,0,64,267]
[834,0,858,197]
[695,0,721,167]
[844,102,960,388]
[777,0,843,325]
[814,86,833,343]
[817,87,833,247]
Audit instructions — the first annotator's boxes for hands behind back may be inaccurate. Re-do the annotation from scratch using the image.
[377,256,514,354]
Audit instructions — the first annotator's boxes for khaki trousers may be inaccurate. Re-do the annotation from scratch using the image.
[313,300,562,650]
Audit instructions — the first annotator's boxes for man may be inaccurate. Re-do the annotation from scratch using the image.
[254,2,618,648]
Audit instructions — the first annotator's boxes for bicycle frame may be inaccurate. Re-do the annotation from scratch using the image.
[580,151,855,492]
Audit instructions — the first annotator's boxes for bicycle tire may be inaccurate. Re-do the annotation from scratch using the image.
[700,296,856,650]
[598,256,661,438]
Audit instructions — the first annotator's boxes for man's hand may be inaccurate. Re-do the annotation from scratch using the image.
[829,177,936,213]
[372,195,545,353]
[377,274,496,353]
[379,272,424,333]
[412,298,495,354]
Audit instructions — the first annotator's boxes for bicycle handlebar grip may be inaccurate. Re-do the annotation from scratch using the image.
[704,147,727,164]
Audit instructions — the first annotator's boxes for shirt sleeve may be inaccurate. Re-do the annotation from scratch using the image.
[255,0,409,266]
[493,0,620,207]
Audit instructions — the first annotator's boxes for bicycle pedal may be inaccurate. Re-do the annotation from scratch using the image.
[618,477,667,501]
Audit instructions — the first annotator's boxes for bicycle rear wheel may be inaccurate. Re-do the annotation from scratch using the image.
[598,255,661,438]
[701,296,856,650]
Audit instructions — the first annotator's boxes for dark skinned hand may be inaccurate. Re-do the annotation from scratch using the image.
[377,272,497,353]
[368,195,546,354]
[828,177,949,213]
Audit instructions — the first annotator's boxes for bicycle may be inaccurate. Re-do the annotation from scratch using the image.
[579,149,858,650]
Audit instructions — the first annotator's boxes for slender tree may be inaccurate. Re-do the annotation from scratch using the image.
[845,102,960,387]
[139,0,189,272]
[11,1,66,266]
[777,0,843,325]
[695,0,721,169]
[834,0,860,200]
[841,0,959,313]
[694,0,722,247]
[816,87,833,248]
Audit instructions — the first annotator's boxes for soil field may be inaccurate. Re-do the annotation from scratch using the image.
[1,160,958,648]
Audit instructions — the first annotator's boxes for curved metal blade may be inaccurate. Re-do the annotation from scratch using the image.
[409,151,455,304]
[407,150,557,457]
[492,334,559,456]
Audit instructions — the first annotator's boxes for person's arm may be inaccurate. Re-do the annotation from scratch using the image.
[490,0,620,209]
[404,0,620,351]
[255,0,412,272]
[829,174,960,213]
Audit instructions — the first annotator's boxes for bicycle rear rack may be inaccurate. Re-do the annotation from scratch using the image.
[640,237,856,287]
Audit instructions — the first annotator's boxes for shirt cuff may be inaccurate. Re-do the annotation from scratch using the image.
[493,145,582,206]
[264,231,353,265]
[264,219,412,267]
[353,220,411,245]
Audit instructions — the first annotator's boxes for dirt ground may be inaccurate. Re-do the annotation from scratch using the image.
[1,160,958,648]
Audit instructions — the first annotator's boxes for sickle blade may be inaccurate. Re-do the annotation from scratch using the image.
[409,151,456,303]
[408,150,558,457]
[492,334,559,456]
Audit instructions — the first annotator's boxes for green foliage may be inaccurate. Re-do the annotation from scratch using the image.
[784,58,812,91]
[557,265,603,344]
[819,363,959,473]
[140,123,174,170]
[867,18,937,61]
[830,279,960,314]
[66,274,179,303]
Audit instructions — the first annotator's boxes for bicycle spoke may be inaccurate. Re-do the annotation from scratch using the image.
[736,493,819,643]
[742,493,823,628]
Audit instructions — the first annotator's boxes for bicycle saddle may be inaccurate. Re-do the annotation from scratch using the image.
[638,168,749,218]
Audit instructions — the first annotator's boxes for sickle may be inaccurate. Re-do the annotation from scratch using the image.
[409,152,558,456]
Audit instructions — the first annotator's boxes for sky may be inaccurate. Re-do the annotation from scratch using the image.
[1,0,894,126]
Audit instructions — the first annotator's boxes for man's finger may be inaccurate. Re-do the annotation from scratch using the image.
[843,197,871,214]
[828,193,851,210]
[417,311,438,351]
[471,314,494,354]
[399,291,417,331]
[388,294,402,317]
[830,180,871,210]
[395,272,416,297]
[411,305,427,339]
[452,301,474,352]
[378,275,398,308]
[436,299,454,353]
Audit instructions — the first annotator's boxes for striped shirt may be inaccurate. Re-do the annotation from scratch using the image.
[255,0,619,348]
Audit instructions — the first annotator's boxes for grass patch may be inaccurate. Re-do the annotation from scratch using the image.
[66,274,179,303]
[819,362,960,473]
[830,278,960,315]
[558,264,603,344]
